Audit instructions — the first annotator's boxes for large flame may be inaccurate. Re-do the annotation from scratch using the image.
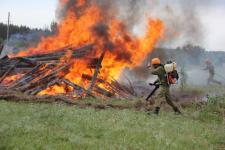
[16,0,164,95]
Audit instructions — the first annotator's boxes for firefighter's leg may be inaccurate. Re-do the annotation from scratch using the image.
[152,89,164,114]
[208,75,212,85]
[208,74,221,85]
[211,74,222,85]
[212,79,221,85]
[163,87,181,114]
[208,74,215,85]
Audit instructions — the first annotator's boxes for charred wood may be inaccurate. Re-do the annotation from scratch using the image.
[0,60,21,84]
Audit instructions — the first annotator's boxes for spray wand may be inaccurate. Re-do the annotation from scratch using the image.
[146,83,161,101]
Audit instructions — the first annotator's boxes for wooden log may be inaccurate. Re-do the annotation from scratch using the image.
[19,64,70,92]
[24,44,93,61]
[82,74,105,83]
[0,57,37,79]
[28,78,60,95]
[86,58,102,69]
[0,44,93,77]
[106,84,128,99]
[16,57,37,66]
[0,44,93,82]
[9,63,51,89]
[94,85,114,98]
[0,57,36,67]
[61,79,84,91]
[86,51,106,95]
[61,78,88,97]
[111,79,130,94]
[0,60,20,84]
[101,79,133,99]
[0,59,18,68]
[63,79,97,98]
[23,74,58,94]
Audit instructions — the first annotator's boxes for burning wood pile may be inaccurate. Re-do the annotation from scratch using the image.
[0,0,165,100]
[0,44,136,99]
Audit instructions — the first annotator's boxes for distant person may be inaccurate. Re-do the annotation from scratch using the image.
[148,58,181,115]
[203,59,221,85]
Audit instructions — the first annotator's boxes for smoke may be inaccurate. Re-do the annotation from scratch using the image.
[146,0,212,48]
[91,22,115,51]
[55,0,157,36]
[54,0,218,84]
[56,0,206,48]
[92,23,109,41]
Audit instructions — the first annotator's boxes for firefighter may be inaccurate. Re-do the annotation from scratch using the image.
[149,58,181,115]
[204,59,221,85]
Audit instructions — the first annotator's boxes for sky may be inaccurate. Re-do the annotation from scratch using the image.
[0,0,58,28]
[0,0,225,51]
[199,4,225,51]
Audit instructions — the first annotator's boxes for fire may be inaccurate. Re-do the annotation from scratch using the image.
[2,74,24,84]
[14,0,164,96]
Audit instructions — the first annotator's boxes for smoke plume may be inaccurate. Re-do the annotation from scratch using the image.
[56,0,207,49]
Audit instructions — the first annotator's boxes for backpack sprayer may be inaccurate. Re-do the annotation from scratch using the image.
[164,61,179,85]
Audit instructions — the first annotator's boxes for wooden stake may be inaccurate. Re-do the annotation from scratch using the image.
[86,50,106,95]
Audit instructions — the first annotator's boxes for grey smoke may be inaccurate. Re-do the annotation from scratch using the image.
[56,0,207,48]
[156,0,204,46]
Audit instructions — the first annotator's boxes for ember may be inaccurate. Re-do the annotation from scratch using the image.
[0,0,164,99]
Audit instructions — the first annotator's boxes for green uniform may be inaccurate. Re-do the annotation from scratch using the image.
[150,65,180,113]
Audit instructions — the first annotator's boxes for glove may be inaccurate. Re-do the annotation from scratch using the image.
[153,80,159,85]
[149,83,154,86]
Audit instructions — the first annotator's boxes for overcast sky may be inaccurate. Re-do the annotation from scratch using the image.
[0,0,225,51]
[199,4,225,51]
[0,0,57,28]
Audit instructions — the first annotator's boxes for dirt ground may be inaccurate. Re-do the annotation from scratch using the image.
[0,88,207,112]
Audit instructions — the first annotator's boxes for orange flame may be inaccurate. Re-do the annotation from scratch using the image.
[2,74,24,84]
[15,1,164,95]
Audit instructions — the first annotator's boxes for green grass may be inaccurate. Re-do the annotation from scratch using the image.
[77,97,138,107]
[0,98,224,150]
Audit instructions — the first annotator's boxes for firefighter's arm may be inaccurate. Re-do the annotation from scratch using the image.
[149,79,159,86]
[149,67,162,75]
[153,79,160,84]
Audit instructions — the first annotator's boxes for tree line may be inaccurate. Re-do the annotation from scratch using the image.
[0,22,54,44]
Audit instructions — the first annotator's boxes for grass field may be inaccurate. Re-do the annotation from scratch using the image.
[0,97,224,150]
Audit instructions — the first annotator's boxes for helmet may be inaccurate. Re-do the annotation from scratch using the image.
[151,58,161,65]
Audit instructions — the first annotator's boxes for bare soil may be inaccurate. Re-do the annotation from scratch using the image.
[0,88,205,112]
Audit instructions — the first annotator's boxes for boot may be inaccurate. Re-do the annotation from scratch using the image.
[174,107,182,115]
[153,107,160,115]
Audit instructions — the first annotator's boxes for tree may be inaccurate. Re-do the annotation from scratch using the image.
[0,38,3,44]
[50,21,58,33]
[0,38,4,55]
[0,22,31,40]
